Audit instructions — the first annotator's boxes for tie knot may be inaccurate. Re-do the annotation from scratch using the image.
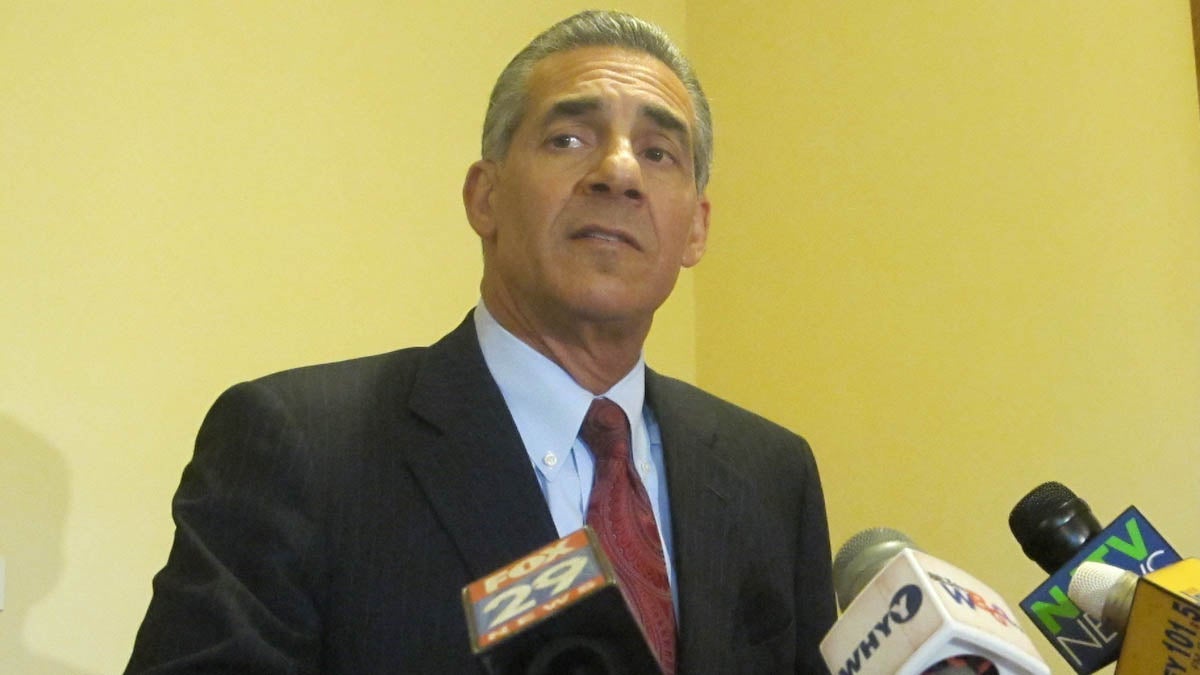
[580,398,631,462]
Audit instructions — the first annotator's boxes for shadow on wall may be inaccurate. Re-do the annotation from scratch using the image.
[0,414,99,675]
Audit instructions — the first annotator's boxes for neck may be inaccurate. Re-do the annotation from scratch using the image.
[481,290,649,395]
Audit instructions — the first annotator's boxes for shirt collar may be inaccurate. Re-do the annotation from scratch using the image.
[473,300,646,464]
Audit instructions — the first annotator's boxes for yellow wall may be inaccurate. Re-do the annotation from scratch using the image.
[2,2,1198,674]
[688,2,1200,673]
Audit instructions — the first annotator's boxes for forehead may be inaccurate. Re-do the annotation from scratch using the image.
[522,46,694,129]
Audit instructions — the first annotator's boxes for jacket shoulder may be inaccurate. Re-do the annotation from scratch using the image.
[647,370,808,449]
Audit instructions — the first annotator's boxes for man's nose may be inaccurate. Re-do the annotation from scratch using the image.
[584,139,644,200]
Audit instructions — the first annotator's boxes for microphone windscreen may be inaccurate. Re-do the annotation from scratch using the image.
[1067,562,1137,631]
[832,526,917,611]
[1008,481,1102,574]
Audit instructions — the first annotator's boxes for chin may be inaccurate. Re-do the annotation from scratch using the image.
[568,292,665,326]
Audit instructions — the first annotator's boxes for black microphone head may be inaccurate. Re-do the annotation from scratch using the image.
[523,636,629,675]
[1008,481,1103,574]
[832,527,918,612]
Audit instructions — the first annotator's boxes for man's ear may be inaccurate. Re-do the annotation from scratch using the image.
[463,160,499,239]
[681,195,711,268]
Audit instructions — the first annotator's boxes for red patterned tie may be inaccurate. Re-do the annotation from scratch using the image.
[581,397,677,674]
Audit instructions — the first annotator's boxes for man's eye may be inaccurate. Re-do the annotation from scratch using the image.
[643,147,672,163]
[549,135,583,149]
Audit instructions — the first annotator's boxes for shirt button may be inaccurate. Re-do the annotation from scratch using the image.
[640,461,651,474]
[543,452,558,467]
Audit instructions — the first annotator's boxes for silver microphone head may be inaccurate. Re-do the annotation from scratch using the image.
[832,526,919,612]
[1068,561,1138,631]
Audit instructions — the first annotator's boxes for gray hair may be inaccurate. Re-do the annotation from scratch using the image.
[481,10,714,191]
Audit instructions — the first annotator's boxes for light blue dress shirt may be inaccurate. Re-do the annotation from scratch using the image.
[473,301,678,600]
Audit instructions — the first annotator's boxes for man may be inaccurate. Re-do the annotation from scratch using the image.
[126,10,836,674]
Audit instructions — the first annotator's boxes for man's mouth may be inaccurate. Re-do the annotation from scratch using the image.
[572,227,641,251]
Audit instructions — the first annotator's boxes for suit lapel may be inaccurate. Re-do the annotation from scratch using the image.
[647,371,749,669]
[397,325,748,664]
[401,313,559,580]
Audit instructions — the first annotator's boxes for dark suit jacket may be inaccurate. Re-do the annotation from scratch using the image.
[126,313,836,674]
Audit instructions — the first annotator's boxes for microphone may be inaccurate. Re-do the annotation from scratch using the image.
[834,527,919,611]
[1068,562,1139,632]
[820,527,1050,675]
[460,527,662,675]
[1008,481,1183,673]
[1068,559,1200,674]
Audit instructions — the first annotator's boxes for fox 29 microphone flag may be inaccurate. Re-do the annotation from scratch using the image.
[820,547,1049,675]
[461,527,661,675]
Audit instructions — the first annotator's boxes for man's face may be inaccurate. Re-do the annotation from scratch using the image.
[465,46,710,334]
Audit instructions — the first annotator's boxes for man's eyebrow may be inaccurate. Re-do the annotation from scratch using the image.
[541,97,690,145]
[642,103,689,144]
[542,96,603,124]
